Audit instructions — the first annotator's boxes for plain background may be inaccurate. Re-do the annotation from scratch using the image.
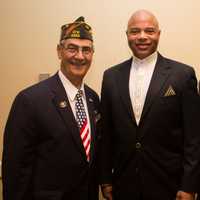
[1,0,200,161]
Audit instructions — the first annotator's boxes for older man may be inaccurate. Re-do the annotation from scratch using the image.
[99,10,200,200]
[2,17,100,200]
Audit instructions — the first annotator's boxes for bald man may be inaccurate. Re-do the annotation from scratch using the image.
[99,10,200,200]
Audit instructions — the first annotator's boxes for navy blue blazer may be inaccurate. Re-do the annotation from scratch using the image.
[99,53,200,200]
[2,73,100,200]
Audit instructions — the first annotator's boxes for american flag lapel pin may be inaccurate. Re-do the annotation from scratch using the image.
[59,101,67,108]
[89,98,93,103]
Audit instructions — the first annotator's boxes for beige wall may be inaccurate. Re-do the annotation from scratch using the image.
[1,0,200,157]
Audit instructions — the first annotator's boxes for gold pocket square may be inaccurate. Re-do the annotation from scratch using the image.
[164,85,176,97]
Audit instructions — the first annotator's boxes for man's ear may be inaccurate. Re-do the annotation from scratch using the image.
[57,44,62,59]
[158,29,161,37]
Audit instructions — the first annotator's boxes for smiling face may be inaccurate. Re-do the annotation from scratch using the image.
[126,10,161,59]
[57,38,94,88]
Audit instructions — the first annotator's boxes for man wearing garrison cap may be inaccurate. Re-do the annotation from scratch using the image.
[2,17,100,200]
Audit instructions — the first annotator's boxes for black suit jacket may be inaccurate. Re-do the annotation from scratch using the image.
[2,73,100,200]
[99,53,200,200]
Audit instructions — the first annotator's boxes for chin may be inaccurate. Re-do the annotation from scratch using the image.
[137,51,152,58]
[72,71,87,78]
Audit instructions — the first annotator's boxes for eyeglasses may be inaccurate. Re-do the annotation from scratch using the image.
[61,44,94,55]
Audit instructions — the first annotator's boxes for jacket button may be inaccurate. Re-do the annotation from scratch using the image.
[136,142,141,149]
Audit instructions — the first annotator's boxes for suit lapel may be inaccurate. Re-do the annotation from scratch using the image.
[116,58,137,124]
[84,86,97,163]
[49,73,87,159]
[140,54,172,126]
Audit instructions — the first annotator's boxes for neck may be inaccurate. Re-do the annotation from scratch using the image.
[60,70,83,89]
[70,78,82,89]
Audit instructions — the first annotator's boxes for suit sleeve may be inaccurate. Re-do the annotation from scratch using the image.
[2,92,38,200]
[99,71,113,185]
[181,67,200,192]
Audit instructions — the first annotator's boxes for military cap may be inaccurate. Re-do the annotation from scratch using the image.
[60,16,93,42]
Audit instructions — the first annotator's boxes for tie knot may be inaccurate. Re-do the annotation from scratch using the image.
[76,90,83,99]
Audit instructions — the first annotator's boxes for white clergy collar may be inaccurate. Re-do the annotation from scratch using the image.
[132,51,158,67]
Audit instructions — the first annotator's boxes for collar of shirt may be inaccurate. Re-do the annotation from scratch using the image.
[58,70,86,103]
[132,51,158,70]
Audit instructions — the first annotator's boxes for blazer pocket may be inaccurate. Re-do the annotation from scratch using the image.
[161,94,177,99]
[33,190,63,200]
[160,95,178,102]
[159,95,180,111]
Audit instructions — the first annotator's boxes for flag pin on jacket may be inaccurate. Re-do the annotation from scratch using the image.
[89,98,93,102]
[59,101,67,108]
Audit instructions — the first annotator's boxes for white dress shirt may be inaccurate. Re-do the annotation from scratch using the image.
[129,52,158,125]
[58,70,91,134]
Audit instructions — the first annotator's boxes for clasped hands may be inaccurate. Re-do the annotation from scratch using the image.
[101,185,196,200]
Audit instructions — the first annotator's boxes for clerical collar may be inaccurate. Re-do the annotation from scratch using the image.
[132,51,158,65]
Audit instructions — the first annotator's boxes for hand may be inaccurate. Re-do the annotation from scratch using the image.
[101,184,113,200]
[176,191,195,200]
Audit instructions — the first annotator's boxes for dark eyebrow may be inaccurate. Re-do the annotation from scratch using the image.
[66,43,78,47]
[66,43,92,48]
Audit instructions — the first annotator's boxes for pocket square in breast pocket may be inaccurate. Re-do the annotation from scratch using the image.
[164,85,176,97]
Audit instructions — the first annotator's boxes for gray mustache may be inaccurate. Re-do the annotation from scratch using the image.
[70,60,87,66]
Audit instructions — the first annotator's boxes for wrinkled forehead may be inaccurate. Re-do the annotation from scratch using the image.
[62,38,93,47]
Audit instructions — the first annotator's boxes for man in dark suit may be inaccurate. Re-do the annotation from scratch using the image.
[2,16,100,200]
[99,10,200,200]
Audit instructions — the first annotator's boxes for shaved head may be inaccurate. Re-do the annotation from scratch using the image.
[126,9,161,59]
[128,10,159,30]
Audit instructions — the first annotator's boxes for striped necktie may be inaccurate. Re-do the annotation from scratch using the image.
[75,90,90,161]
